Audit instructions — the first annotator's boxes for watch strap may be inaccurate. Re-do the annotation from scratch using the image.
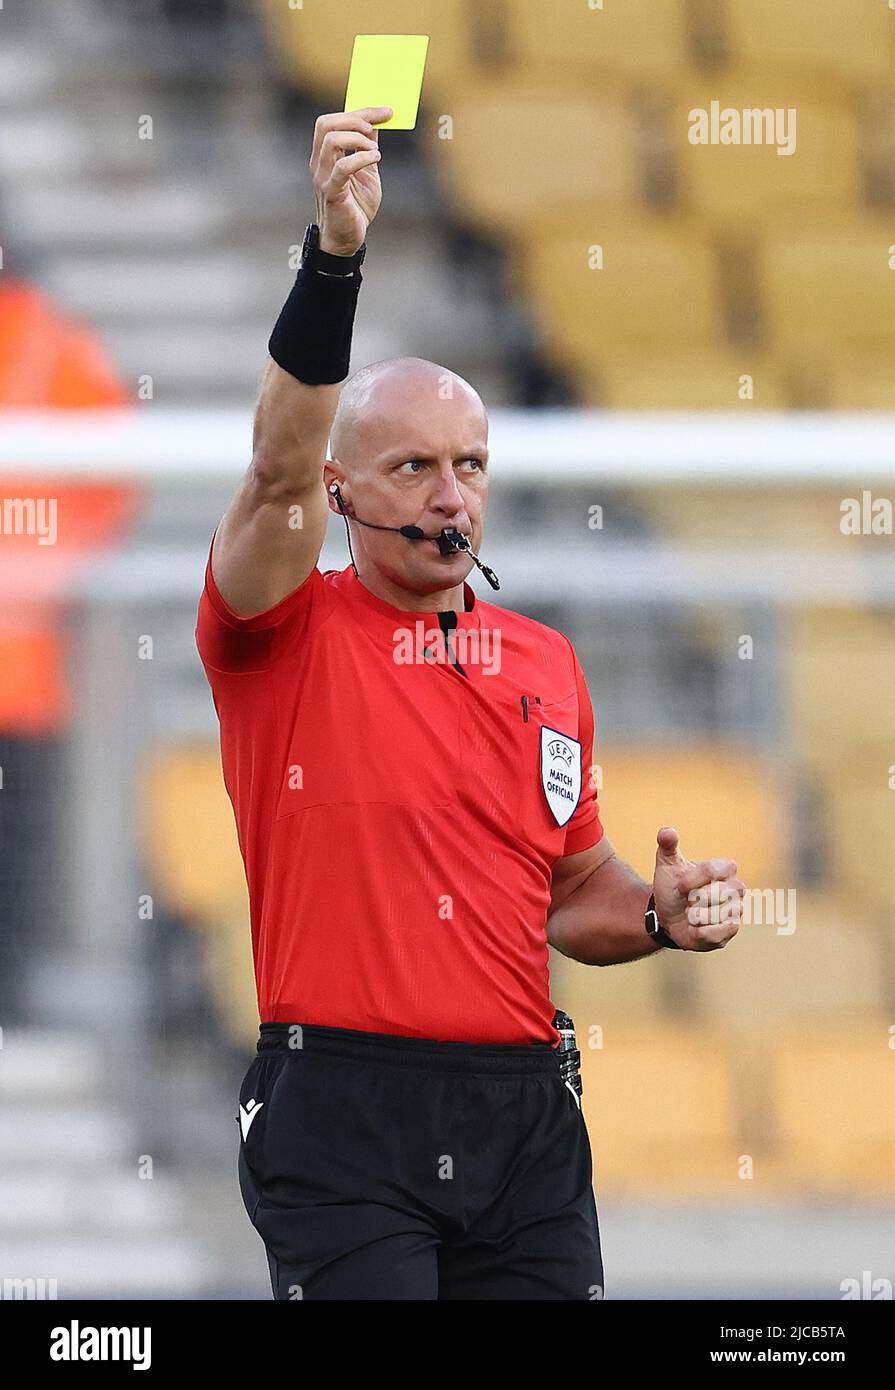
[301,223,366,276]
[645,892,682,949]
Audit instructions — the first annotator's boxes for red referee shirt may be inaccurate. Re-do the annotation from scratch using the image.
[196,551,604,1044]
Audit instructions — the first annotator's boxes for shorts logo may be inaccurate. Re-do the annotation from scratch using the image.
[239,1099,264,1141]
[539,726,582,827]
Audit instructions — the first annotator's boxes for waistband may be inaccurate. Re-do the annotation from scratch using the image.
[257,1021,559,1075]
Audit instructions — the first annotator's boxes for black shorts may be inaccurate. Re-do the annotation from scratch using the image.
[236,1021,605,1300]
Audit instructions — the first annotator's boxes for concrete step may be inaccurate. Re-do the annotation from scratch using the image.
[0,1172,187,1232]
[8,181,232,252]
[0,1236,211,1297]
[43,252,272,322]
[100,320,406,402]
[44,253,278,323]
[0,1104,133,1168]
[0,45,62,110]
[0,115,94,183]
[0,1029,103,1099]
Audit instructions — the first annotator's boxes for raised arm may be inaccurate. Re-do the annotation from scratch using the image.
[211,106,392,616]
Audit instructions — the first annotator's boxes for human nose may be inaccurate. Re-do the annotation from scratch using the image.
[429,465,466,518]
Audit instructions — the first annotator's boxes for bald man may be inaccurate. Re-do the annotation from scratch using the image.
[196,109,745,1301]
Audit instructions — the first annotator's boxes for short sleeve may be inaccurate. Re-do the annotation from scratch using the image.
[195,532,323,675]
[561,643,605,857]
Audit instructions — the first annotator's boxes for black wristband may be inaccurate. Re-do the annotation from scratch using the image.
[268,261,362,386]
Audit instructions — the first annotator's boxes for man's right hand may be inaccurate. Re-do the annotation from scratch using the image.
[310,107,392,256]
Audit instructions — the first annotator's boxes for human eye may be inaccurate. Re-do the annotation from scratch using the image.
[459,457,485,472]
[397,459,426,473]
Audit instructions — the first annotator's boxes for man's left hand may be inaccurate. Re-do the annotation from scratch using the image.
[652,826,745,951]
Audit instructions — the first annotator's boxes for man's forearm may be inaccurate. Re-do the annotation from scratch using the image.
[547,852,662,966]
[251,359,340,493]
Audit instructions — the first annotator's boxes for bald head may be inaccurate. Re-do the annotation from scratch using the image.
[329,357,486,474]
[322,356,490,604]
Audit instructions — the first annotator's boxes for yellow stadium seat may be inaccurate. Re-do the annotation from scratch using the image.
[689,889,888,1024]
[581,1023,745,1196]
[503,0,689,84]
[141,744,259,1048]
[770,1023,895,1194]
[428,75,641,240]
[724,0,895,89]
[595,742,785,888]
[141,743,246,918]
[516,211,723,371]
[574,349,789,408]
[675,76,860,224]
[826,354,895,409]
[204,894,261,1052]
[759,216,895,353]
[830,772,895,919]
[259,0,476,104]
[642,484,849,549]
[782,608,895,915]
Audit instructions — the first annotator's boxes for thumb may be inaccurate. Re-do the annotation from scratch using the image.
[655,826,686,866]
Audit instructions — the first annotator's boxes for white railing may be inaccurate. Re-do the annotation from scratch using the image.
[1,409,894,483]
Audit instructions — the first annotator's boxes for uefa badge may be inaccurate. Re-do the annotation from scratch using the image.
[539,726,582,827]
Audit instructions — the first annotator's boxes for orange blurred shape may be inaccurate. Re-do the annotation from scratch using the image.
[0,275,137,734]
[0,624,69,734]
[0,278,129,407]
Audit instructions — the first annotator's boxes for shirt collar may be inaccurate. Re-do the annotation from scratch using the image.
[338,565,480,628]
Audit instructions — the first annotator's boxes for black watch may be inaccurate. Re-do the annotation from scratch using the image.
[300,222,366,276]
[645,892,682,949]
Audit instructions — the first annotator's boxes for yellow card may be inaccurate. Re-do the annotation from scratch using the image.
[344,35,429,131]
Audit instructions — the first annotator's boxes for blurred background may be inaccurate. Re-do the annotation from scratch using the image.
[1,0,894,1299]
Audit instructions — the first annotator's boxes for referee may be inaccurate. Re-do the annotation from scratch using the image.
[195,108,746,1300]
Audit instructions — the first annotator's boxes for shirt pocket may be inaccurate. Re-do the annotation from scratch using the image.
[461,684,582,852]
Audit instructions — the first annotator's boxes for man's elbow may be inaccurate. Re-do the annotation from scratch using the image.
[247,452,319,505]
[547,917,604,966]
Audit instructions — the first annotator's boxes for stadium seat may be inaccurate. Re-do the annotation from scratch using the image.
[502,0,689,84]
[141,744,246,918]
[574,349,790,408]
[594,742,785,889]
[259,0,475,105]
[204,895,262,1052]
[515,211,723,373]
[141,744,258,1047]
[783,608,895,916]
[639,483,853,548]
[580,1023,745,1195]
[688,889,887,1024]
[723,0,895,90]
[758,216,895,354]
[770,1022,895,1194]
[674,76,861,224]
[428,75,642,240]
[826,354,895,409]
[830,775,895,921]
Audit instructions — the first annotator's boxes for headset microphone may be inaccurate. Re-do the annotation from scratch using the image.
[328,483,500,590]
